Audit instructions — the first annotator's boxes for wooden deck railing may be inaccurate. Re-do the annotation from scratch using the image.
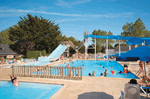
[12,65,82,80]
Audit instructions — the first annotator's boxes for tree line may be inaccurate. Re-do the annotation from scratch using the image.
[0,13,149,56]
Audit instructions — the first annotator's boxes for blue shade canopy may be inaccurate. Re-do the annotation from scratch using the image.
[84,34,150,40]
[126,40,144,45]
[116,46,150,62]
[145,40,150,45]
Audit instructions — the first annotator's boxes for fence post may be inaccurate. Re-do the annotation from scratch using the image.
[12,65,14,76]
[30,66,31,77]
[46,65,48,78]
[28,66,29,77]
[70,67,71,80]
[78,67,79,80]
[22,65,23,77]
[73,67,74,80]
[55,66,56,79]
[65,66,66,79]
[53,66,54,79]
[50,66,51,78]
[62,67,64,79]
[75,67,76,80]
[36,66,38,77]
[81,67,82,80]
[18,65,19,77]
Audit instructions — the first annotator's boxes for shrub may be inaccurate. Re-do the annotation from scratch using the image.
[26,50,47,59]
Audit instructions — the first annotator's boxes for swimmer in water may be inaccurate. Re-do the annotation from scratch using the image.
[109,66,113,68]
[66,64,69,68]
[111,70,116,75]
[103,66,105,69]
[82,65,85,68]
[13,77,19,86]
[100,65,102,67]
[118,71,123,73]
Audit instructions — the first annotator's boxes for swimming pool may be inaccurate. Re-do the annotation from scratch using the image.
[0,81,63,99]
[57,60,139,79]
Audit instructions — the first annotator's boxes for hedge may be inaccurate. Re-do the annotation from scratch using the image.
[27,50,46,59]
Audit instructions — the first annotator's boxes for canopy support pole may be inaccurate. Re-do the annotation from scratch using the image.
[144,61,148,98]
[106,37,108,60]
[129,45,131,50]
[119,39,120,56]
[95,38,96,60]
[85,46,87,59]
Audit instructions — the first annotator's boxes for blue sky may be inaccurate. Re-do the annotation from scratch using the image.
[0,0,150,41]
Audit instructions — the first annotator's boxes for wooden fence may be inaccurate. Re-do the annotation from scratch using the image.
[12,65,82,80]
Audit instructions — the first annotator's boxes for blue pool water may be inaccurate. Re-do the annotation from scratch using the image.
[57,60,139,79]
[0,81,62,99]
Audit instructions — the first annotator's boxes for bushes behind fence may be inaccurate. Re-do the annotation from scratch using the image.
[27,50,46,59]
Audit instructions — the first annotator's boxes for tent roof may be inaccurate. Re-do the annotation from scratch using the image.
[84,34,150,40]
[116,46,150,62]
[114,46,135,51]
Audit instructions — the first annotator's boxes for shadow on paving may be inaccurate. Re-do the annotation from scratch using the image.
[78,92,114,99]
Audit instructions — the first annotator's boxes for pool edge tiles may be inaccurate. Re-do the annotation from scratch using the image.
[0,81,63,99]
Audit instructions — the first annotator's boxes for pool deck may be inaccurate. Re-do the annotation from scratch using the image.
[0,59,149,99]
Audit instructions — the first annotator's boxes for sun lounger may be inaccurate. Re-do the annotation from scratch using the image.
[139,85,150,97]
[121,83,140,99]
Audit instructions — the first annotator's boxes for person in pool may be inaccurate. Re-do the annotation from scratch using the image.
[111,70,115,75]
[103,66,105,69]
[10,75,15,84]
[72,62,74,65]
[88,73,92,76]
[118,70,123,73]
[13,77,19,87]
[109,66,113,68]
[104,70,108,77]
[100,73,103,77]
[66,64,69,68]
[100,64,102,67]
[82,65,85,68]
[92,71,96,77]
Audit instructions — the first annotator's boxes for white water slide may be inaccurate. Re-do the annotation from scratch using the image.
[38,44,69,62]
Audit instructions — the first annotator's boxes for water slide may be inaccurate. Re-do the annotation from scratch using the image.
[38,44,69,62]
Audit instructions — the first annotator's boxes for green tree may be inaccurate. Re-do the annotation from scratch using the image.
[114,43,128,48]
[143,29,150,37]
[0,29,14,44]
[107,30,114,49]
[9,13,61,55]
[92,29,107,52]
[121,18,146,37]
[108,44,114,49]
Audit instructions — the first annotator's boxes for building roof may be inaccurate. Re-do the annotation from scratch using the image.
[106,49,115,55]
[114,46,135,52]
[0,44,17,55]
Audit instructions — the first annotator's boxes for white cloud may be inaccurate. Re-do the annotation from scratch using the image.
[55,0,91,7]
[56,18,86,23]
[57,19,67,22]
[0,9,134,18]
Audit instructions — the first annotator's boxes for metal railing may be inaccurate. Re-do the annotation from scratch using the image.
[12,65,82,80]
